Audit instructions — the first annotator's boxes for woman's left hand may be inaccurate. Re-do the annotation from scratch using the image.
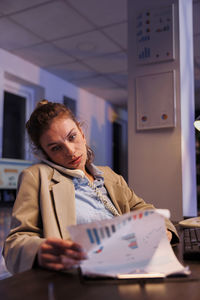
[166,230,172,242]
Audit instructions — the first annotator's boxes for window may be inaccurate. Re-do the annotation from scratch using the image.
[0,79,34,160]
[3,92,26,159]
[63,96,76,116]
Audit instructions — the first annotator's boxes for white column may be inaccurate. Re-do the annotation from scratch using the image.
[179,0,197,216]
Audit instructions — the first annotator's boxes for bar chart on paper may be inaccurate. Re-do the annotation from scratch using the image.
[68,209,188,277]
[85,210,153,247]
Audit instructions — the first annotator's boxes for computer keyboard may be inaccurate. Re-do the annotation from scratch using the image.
[183,227,200,260]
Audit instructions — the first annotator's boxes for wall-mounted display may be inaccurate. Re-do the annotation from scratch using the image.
[136,5,175,64]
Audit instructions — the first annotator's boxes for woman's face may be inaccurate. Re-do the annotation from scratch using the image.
[39,116,87,171]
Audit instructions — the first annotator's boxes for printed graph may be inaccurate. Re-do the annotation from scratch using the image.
[86,210,153,246]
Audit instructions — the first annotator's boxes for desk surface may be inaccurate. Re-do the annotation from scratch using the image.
[1,231,200,300]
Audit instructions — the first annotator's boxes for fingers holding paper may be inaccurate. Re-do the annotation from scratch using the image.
[37,237,87,271]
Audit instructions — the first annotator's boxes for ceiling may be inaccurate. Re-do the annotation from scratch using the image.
[0,0,199,109]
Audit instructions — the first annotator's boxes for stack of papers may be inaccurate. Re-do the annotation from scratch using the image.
[68,209,190,278]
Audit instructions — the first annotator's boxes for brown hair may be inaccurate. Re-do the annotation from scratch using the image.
[26,99,94,163]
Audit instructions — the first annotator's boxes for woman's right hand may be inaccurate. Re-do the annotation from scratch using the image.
[37,237,87,271]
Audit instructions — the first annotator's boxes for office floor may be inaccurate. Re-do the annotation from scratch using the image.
[0,207,12,279]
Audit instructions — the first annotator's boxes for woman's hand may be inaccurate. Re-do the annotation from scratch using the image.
[37,237,87,271]
[166,230,172,242]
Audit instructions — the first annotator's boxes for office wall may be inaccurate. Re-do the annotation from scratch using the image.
[0,48,113,167]
[128,0,196,221]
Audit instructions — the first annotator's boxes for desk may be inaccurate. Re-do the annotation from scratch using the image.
[0,232,200,300]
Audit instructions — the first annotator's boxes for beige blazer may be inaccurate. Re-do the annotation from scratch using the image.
[3,163,178,274]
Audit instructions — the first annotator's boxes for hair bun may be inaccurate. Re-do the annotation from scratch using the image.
[36,99,49,108]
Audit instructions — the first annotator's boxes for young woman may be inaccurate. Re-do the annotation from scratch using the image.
[3,100,178,274]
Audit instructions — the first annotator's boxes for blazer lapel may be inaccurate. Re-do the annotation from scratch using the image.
[51,170,76,239]
[103,172,122,215]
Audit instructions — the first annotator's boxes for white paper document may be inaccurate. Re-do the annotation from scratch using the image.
[68,209,190,278]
